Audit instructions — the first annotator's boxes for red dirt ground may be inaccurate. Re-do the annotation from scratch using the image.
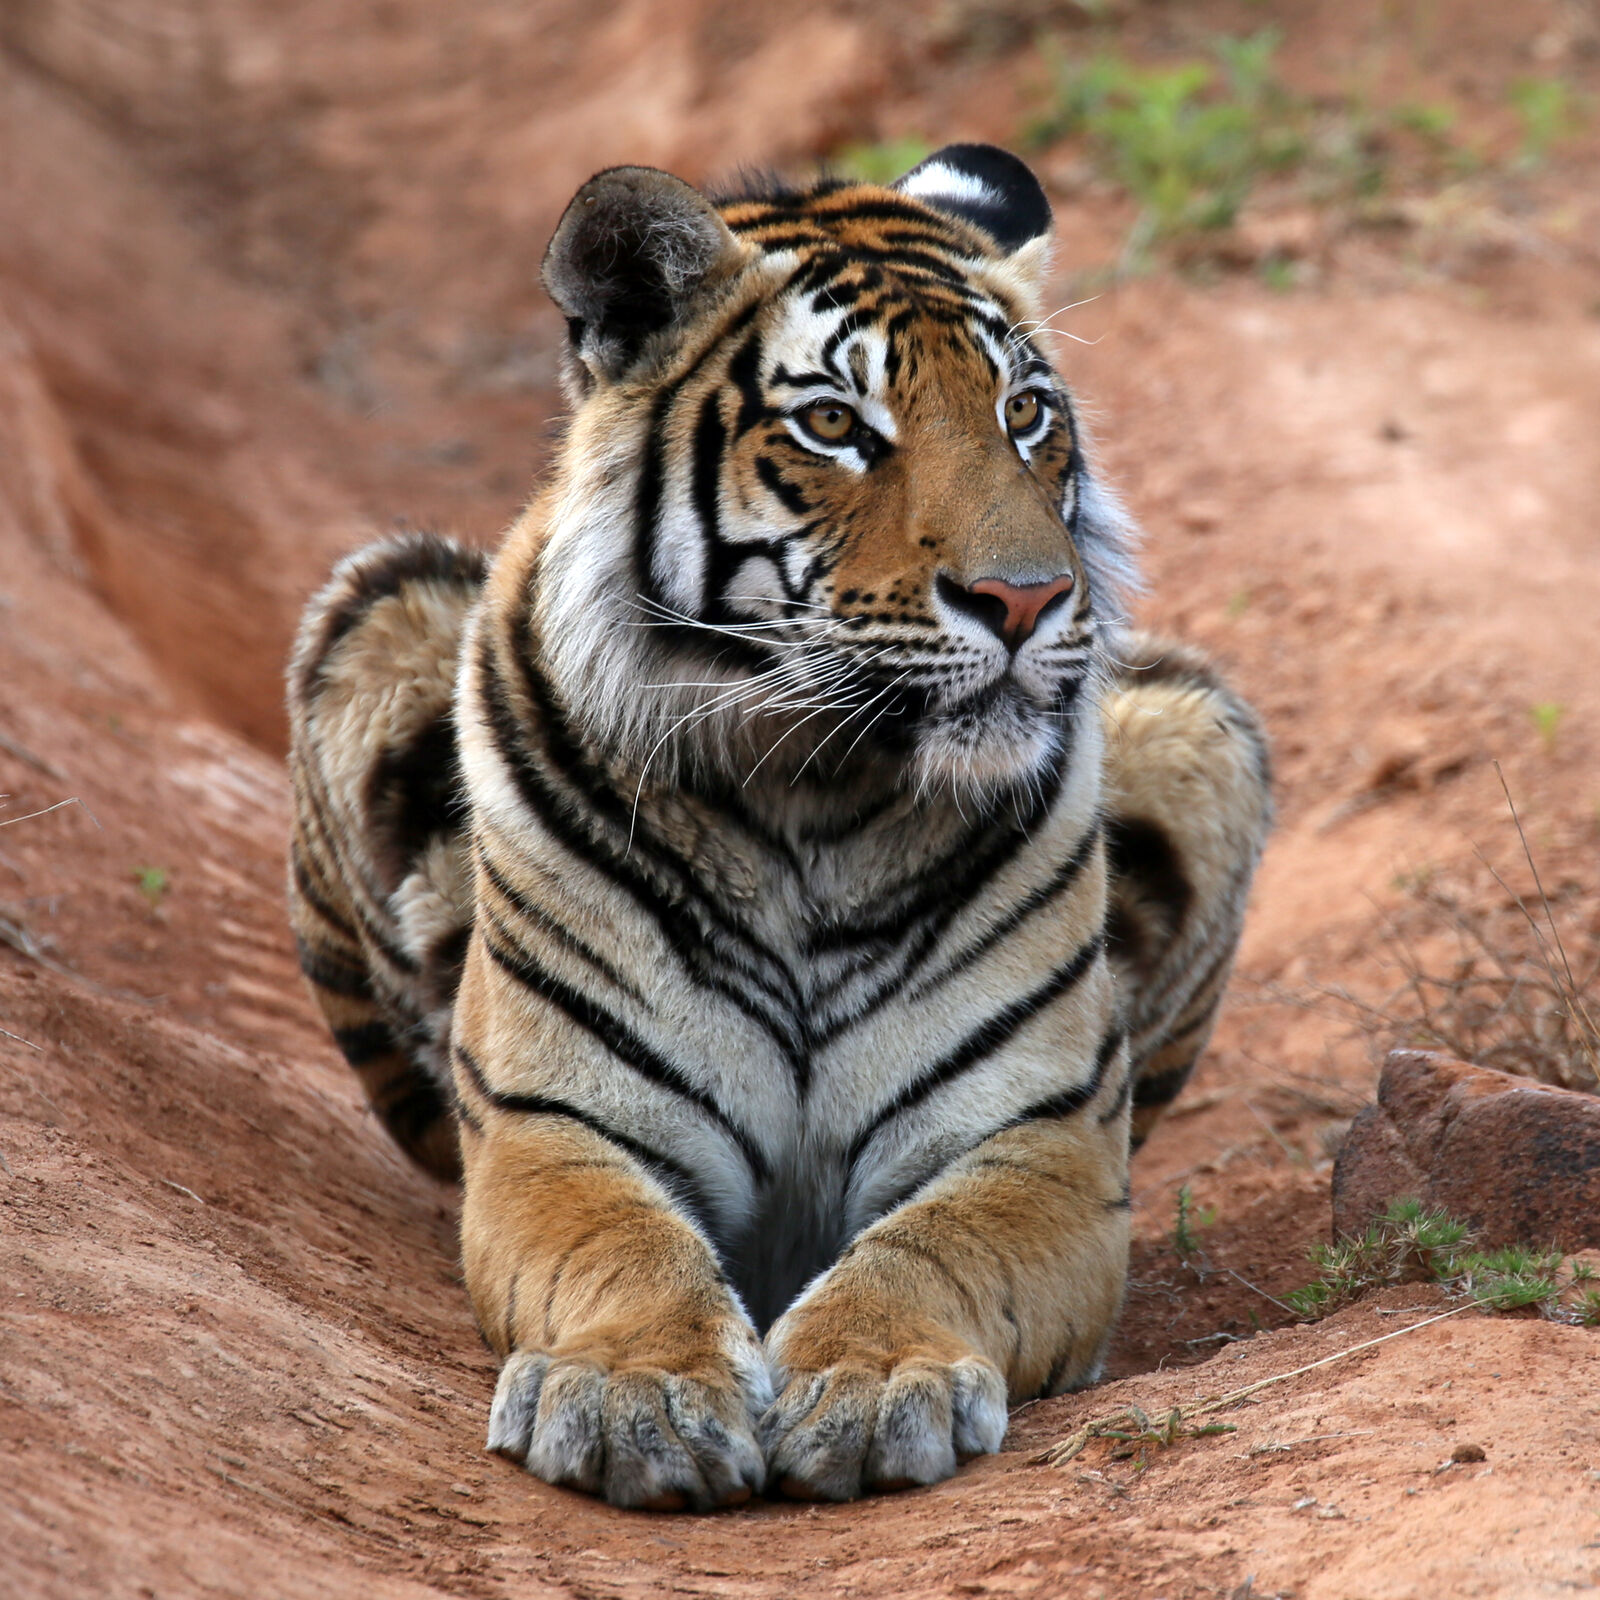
[2,4,1598,1596]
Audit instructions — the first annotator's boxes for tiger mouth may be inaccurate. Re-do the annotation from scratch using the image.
[935,669,1084,721]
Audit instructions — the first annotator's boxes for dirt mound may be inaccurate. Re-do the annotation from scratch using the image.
[3,4,1599,1597]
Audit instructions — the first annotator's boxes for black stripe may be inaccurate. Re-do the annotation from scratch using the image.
[479,918,770,1180]
[453,1045,713,1226]
[290,852,359,946]
[295,935,372,1000]
[846,933,1106,1169]
[1150,1004,1217,1056]
[755,453,808,515]
[364,710,464,893]
[477,846,645,1004]
[479,617,805,1027]
[1132,1059,1194,1111]
[334,1020,398,1066]
[1038,1344,1077,1399]
[631,298,764,608]
[881,1025,1125,1218]
[906,820,1102,999]
[632,385,674,607]
[806,767,1069,1045]
[691,389,728,556]
[1008,1026,1124,1127]
[1131,939,1236,1050]
[295,766,420,976]
[1098,1046,1134,1127]
[476,633,803,1047]
[300,534,487,701]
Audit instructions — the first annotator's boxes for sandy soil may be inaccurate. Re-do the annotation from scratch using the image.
[2,3,1598,1596]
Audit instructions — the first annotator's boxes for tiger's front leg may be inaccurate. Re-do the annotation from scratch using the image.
[459,1081,771,1510]
[763,1105,1129,1500]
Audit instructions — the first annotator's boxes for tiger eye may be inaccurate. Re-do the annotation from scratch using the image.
[802,402,857,443]
[1005,392,1042,435]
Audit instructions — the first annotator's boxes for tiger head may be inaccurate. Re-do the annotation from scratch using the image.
[529,143,1137,807]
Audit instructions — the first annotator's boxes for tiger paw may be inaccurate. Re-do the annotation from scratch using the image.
[486,1337,771,1511]
[760,1353,1007,1501]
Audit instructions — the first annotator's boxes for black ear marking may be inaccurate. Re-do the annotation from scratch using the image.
[893,143,1053,253]
[541,166,744,381]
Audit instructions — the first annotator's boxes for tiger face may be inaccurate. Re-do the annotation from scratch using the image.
[535,146,1136,804]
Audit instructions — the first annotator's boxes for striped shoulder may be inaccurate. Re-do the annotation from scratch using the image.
[289,531,490,711]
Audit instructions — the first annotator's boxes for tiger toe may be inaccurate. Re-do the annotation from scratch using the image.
[487,1350,765,1511]
[764,1355,1006,1501]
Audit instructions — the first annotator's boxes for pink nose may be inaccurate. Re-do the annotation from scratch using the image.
[963,572,1076,649]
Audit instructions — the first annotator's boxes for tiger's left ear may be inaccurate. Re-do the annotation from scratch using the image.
[542,166,746,387]
[894,143,1054,288]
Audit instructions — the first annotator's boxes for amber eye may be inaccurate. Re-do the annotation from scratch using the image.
[800,402,858,443]
[1005,391,1043,436]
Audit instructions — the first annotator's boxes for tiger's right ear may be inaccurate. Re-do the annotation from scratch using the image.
[542,167,745,386]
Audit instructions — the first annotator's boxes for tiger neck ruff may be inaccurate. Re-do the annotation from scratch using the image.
[287,142,1271,1511]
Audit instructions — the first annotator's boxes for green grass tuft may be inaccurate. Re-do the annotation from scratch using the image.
[831,137,933,186]
[1508,76,1584,169]
[1529,701,1565,754]
[1173,1183,1217,1262]
[134,866,169,911]
[1027,29,1304,257]
[1289,1198,1599,1324]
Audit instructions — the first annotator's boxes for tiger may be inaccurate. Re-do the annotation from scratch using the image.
[286,143,1271,1511]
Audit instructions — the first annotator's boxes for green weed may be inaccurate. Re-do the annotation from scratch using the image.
[1026,32,1577,271]
[832,137,933,186]
[1084,1403,1237,1466]
[1453,1245,1563,1311]
[134,866,169,911]
[1508,76,1583,168]
[1284,1198,1468,1317]
[1173,1183,1217,1262]
[1260,254,1297,292]
[1289,1198,1599,1324]
[1027,29,1305,256]
[1529,701,1564,754]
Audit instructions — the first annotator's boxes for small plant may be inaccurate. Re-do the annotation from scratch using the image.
[1173,1183,1217,1262]
[1507,76,1583,168]
[134,866,169,911]
[1288,1199,1599,1324]
[1285,1198,1468,1317]
[1455,1245,1564,1311]
[1529,701,1565,754]
[1289,773,1599,1094]
[1041,1402,1236,1469]
[1027,29,1307,257]
[832,136,933,185]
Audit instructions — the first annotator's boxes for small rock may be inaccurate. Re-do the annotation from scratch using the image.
[450,1482,474,1497]
[1450,1443,1487,1464]
[1332,1051,1600,1251]
[1179,501,1224,533]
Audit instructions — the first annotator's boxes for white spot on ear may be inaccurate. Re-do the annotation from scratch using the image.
[897,162,999,210]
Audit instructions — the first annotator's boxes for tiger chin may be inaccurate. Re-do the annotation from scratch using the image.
[286,143,1272,1510]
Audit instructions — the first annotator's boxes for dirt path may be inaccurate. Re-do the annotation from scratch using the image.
[3,4,1598,1596]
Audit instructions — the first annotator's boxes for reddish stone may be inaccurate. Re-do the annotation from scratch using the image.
[1332,1050,1600,1250]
